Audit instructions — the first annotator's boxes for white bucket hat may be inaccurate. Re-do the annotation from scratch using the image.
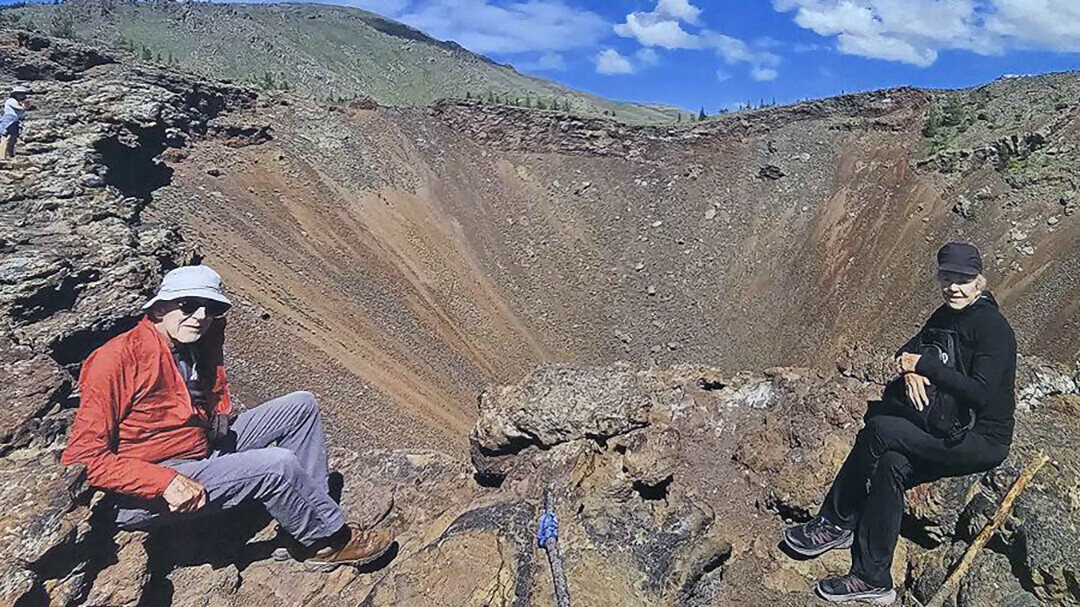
[11,84,30,95]
[142,265,232,309]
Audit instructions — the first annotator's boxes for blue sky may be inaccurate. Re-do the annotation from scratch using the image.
[339,0,1080,112]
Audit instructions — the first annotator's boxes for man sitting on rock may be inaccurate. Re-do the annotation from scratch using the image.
[782,242,1017,605]
[62,265,394,570]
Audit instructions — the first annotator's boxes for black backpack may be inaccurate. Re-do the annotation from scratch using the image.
[882,328,973,439]
[917,328,974,438]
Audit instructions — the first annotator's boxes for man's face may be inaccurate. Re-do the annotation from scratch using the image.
[154,298,227,344]
[937,271,981,309]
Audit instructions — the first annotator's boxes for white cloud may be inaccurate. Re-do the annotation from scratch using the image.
[753,36,784,49]
[615,0,782,80]
[614,11,703,49]
[750,66,779,81]
[392,0,610,55]
[635,47,661,67]
[596,49,636,75]
[716,68,732,82]
[516,52,568,71]
[654,0,702,23]
[773,0,1080,67]
[986,0,1080,51]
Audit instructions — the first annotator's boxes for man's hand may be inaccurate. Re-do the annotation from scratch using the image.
[163,474,207,513]
[897,352,922,374]
[904,373,931,411]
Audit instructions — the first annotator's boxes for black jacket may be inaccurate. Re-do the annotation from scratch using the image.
[896,292,1017,446]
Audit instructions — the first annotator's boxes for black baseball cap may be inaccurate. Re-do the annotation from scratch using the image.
[937,242,982,276]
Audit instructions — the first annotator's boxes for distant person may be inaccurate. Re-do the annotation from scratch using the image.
[1,84,31,160]
[782,242,1016,605]
[62,265,394,570]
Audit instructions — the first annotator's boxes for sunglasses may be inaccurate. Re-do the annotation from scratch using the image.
[175,298,230,318]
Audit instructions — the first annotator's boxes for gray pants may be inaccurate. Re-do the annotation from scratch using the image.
[115,391,347,546]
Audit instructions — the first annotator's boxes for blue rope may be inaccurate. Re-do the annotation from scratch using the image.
[537,511,559,547]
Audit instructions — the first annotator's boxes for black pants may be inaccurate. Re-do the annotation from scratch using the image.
[819,404,1008,587]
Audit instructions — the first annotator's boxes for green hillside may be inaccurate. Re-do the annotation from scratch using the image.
[0,0,681,123]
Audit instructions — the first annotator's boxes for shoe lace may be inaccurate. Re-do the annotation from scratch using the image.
[806,517,837,544]
[842,575,869,593]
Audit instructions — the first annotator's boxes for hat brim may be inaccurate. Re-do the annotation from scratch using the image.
[936,263,980,276]
[143,287,232,309]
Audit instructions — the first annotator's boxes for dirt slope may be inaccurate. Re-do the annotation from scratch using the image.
[146,79,1080,453]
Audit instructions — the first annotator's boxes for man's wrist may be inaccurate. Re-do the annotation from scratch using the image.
[158,469,181,496]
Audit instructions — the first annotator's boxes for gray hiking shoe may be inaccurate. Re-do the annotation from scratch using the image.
[816,573,897,605]
[783,516,853,557]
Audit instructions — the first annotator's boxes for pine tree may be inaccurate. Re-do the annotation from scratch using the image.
[141,46,152,61]
[698,106,706,121]
[537,99,548,110]
[465,91,472,100]
[677,113,682,123]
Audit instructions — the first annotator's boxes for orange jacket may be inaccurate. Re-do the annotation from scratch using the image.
[61,317,231,499]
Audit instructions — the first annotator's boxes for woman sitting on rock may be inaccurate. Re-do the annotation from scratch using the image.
[783,242,1017,605]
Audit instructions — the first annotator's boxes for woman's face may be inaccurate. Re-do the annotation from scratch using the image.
[937,271,981,309]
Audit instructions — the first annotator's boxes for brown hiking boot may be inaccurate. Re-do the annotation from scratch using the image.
[304,524,394,571]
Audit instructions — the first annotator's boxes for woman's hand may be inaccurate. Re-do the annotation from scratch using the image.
[897,352,921,374]
[904,373,931,411]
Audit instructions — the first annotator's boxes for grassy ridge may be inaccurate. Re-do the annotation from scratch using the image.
[1,1,682,123]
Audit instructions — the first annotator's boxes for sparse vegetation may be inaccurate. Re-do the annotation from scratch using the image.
[49,8,75,39]
[923,79,1079,160]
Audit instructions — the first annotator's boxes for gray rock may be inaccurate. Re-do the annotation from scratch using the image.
[958,550,1041,607]
[1016,355,1078,412]
[472,364,654,455]
[952,196,977,219]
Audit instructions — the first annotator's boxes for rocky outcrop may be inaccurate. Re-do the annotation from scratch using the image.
[31,358,1074,607]
[0,30,258,605]
[430,88,928,160]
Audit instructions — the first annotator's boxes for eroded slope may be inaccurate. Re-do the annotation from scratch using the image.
[149,79,1080,452]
